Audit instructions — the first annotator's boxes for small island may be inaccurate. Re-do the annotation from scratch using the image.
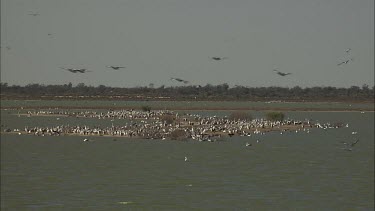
[3,109,346,141]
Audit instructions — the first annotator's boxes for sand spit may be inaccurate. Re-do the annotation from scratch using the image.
[3,109,346,141]
[2,105,374,112]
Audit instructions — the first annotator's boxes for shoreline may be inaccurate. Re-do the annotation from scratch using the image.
[2,107,374,112]
[1,97,374,104]
[1,124,323,140]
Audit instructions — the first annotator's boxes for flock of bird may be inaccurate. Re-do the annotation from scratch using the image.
[56,47,354,85]
[1,11,356,86]
[337,48,354,66]
[58,56,233,85]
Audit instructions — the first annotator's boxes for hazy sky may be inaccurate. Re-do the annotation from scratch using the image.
[1,0,373,88]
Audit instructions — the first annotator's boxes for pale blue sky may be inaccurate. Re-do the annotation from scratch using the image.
[1,0,373,88]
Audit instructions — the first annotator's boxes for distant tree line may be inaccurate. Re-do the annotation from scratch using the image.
[0,82,374,101]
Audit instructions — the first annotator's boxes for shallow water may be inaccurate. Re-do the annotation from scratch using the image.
[1,103,374,210]
[1,99,374,110]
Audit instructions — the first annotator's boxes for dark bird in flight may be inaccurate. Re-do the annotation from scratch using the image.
[340,139,359,151]
[337,60,349,66]
[337,58,354,66]
[60,67,91,73]
[211,57,228,61]
[350,139,359,147]
[106,66,126,70]
[170,77,189,84]
[0,46,11,50]
[28,12,40,16]
[273,69,292,76]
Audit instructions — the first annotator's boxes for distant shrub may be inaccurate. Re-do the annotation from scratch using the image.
[141,105,151,112]
[170,129,187,140]
[160,114,175,124]
[228,111,253,121]
[265,112,285,121]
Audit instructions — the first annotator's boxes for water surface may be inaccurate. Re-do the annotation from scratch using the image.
[1,103,374,210]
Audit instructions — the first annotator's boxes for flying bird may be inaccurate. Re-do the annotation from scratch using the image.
[170,77,189,84]
[340,139,359,151]
[337,60,349,66]
[106,66,126,70]
[345,48,351,53]
[273,69,292,76]
[211,57,228,61]
[0,46,11,50]
[60,67,91,73]
[350,139,359,147]
[337,58,354,66]
[28,12,40,16]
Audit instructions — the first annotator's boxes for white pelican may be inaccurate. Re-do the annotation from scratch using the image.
[184,156,188,161]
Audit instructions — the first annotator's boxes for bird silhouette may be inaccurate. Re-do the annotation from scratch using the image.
[273,69,292,76]
[106,66,126,70]
[28,12,40,16]
[211,57,228,61]
[60,67,91,73]
[337,58,354,66]
[170,77,189,84]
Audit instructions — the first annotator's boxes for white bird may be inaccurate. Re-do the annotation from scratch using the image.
[184,156,188,162]
[245,142,252,147]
